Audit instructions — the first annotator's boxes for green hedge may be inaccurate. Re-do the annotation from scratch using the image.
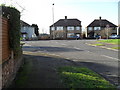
[1,5,21,58]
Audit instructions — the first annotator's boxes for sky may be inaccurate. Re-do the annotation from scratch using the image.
[0,0,119,34]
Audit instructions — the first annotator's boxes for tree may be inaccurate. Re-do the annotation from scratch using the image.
[100,28,112,38]
[31,24,39,36]
[51,30,66,39]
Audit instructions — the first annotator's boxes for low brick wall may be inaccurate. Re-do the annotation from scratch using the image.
[2,51,23,88]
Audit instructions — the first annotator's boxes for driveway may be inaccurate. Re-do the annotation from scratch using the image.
[22,40,119,86]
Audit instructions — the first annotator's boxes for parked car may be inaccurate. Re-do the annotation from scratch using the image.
[68,36,81,40]
[109,35,120,39]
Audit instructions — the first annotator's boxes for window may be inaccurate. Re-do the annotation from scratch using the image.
[67,33,74,37]
[94,27,101,30]
[76,27,80,30]
[51,27,55,30]
[88,27,93,31]
[56,26,63,30]
[67,26,74,30]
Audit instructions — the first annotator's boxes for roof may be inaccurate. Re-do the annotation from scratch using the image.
[87,19,117,27]
[50,19,82,27]
[20,20,31,27]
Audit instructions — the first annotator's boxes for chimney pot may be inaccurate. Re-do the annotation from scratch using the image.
[65,16,67,19]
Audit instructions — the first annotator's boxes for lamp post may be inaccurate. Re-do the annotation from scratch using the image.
[106,24,109,39]
[52,3,55,39]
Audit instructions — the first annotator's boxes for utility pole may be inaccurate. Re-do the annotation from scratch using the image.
[52,3,55,39]
[106,24,109,39]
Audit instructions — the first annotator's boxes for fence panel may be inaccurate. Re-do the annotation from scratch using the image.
[1,17,10,63]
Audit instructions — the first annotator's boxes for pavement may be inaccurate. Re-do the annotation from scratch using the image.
[8,51,83,88]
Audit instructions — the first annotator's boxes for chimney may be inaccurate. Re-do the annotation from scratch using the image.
[65,16,67,19]
[99,16,101,20]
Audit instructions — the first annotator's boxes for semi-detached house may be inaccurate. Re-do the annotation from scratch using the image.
[50,16,82,39]
[87,17,117,38]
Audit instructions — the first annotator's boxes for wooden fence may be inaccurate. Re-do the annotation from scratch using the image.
[1,17,10,63]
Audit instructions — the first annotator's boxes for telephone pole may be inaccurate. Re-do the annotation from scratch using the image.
[52,3,55,39]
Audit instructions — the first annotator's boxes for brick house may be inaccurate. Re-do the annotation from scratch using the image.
[50,16,82,39]
[87,17,117,38]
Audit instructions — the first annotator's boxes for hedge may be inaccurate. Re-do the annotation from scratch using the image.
[1,5,21,58]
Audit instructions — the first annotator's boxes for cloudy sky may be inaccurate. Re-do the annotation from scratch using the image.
[0,0,119,33]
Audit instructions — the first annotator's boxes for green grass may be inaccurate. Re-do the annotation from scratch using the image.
[58,66,115,89]
[98,39,120,45]
[112,47,120,49]
[93,43,105,46]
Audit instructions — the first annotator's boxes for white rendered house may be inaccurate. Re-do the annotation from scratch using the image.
[21,20,36,40]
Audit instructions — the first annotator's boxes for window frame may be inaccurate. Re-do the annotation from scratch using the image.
[67,26,74,30]
[94,27,101,30]
[56,26,64,30]
[76,26,80,30]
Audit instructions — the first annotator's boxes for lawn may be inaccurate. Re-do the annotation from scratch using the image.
[58,66,115,89]
[92,43,105,46]
[98,39,120,45]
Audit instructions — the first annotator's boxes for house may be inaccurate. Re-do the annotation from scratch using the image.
[50,16,82,39]
[87,17,117,38]
[20,20,36,40]
[118,25,120,35]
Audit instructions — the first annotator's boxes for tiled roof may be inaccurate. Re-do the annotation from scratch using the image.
[87,19,117,27]
[20,20,31,27]
[50,19,82,27]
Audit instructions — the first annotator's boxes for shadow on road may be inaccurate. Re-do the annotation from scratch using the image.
[23,46,84,52]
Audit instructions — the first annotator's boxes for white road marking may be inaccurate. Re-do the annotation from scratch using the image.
[73,47,81,50]
[61,44,66,46]
[101,55,119,61]
[66,58,70,60]
[55,42,58,43]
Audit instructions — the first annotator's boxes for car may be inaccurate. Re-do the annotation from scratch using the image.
[109,35,120,39]
[68,36,81,40]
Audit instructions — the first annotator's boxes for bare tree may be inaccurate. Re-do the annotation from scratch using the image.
[100,28,112,38]
[51,30,66,39]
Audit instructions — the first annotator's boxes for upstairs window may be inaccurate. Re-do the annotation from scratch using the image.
[88,27,93,31]
[56,26,63,30]
[76,26,80,30]
[51,27,55,30]
[94,27,101,30]
[67,26,74,30]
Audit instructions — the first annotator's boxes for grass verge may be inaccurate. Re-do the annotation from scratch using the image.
[98,39,120,45]
[111,47,120,49]
[92,43,105,46]
[58,66,116,89]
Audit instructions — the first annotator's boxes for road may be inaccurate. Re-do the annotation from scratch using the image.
[22,40,119,86]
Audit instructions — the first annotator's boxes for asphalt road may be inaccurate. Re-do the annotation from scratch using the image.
[22,40,119,86]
